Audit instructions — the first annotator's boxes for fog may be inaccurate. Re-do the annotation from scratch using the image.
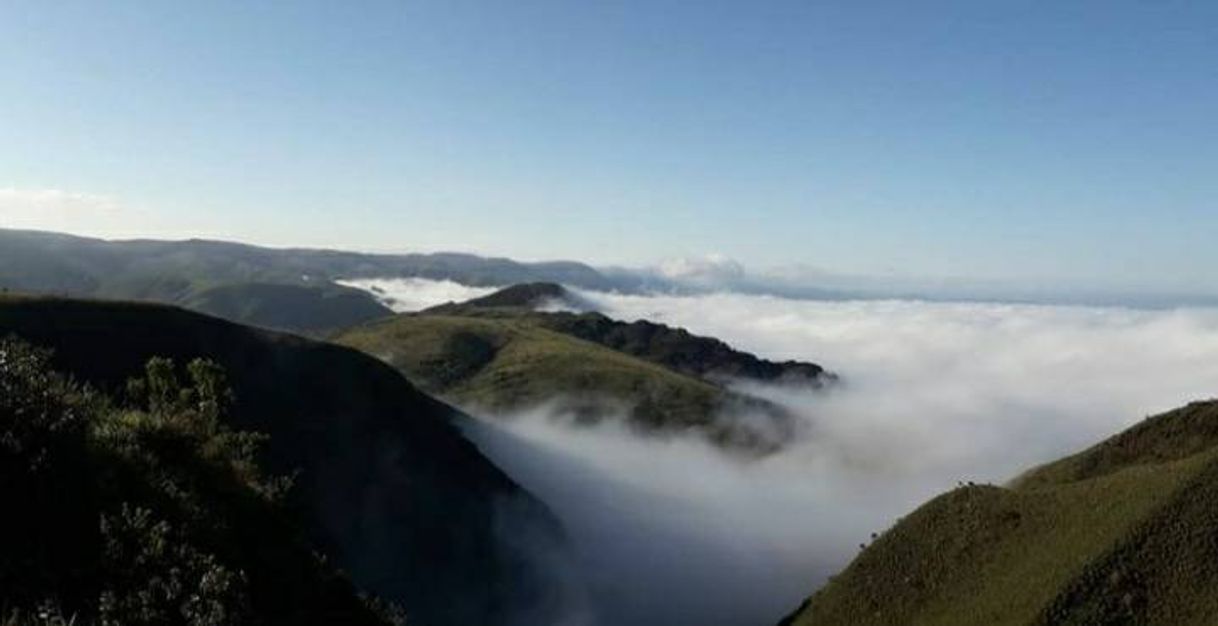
[349,279,1218,625]
[336,277,497,312]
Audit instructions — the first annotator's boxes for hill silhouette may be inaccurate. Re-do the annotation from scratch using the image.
[0,294,579,626]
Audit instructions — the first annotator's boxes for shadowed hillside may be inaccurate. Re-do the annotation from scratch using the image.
[782,400,1218,626]
[0,338,398,625]
[181,282,392,337]
[0,294,582,626]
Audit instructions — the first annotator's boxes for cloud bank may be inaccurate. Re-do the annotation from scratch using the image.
[347,279,1218,625]
[336,277,498,312]
[619,255,1218,309]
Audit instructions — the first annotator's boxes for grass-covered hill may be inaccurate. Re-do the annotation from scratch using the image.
[0,228,616,335]
[0,294,577,626]
[426,283,833,387]
[433,281,574,310]
[781,400,1218,626]
[336,312,794,451]
[337,284,832,452]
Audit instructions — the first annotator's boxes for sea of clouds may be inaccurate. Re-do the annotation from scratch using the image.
[337,277,497,312]
[349,278,1218,626]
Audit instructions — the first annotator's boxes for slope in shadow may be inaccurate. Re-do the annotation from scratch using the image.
[0,294,585,626]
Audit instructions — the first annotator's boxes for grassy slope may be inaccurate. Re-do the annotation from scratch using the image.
[425,284,830,387]
[784,401,1218,626]
[0,294,571,626]
[336,313,794,450]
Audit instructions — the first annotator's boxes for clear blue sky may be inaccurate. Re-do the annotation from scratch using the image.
[0,1,1214,294]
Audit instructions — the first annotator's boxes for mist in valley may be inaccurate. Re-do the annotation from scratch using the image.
[356,279,1218,625]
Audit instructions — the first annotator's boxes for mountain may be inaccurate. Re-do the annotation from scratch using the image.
[0,294,581,626]
[781,400,1218,626]
[426,283,832,386]
[0,228,615,335]
[337,284,832,453]
[430,281,579,311]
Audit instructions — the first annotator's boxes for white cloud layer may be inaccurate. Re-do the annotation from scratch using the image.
[656,254,746,286]
[336,277,498,312]
[349,279,1218,625]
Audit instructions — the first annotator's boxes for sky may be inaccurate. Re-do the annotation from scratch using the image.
[0,1,1215,295]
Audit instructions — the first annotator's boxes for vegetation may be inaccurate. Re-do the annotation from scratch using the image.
[0,338,396,625]
[337,312,798,452]
[782,400,1218,626]
[428,282,572,311]
[0,294,574,626]
[428,283,832,386]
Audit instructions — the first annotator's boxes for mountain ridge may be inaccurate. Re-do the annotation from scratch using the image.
[0,228,615,335]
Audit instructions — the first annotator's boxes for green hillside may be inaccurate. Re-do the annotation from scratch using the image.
[426,283,832,387]
[782,400,1218,626]
[336,312,796,452]
[0,294,576,626]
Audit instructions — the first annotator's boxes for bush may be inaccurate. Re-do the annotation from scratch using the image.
[0,337,396,625]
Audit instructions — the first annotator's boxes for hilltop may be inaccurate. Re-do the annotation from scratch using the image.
[781,400,1218,626]
[425,282,832,386]
[337,284,832,452]
[428,281,577,311]
[0,294,579,626]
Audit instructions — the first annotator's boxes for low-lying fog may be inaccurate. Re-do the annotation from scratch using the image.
[354,279,1218,626]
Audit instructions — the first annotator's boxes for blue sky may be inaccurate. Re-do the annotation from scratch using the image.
[0,1,1215,294]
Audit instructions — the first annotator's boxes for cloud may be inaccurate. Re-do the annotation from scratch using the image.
[336,277,498,312]
[614,257,1218,308]
[340,278,1218,625]
[655,254,746,287]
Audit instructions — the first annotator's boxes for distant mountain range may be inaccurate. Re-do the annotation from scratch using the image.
[5,228,1212,330]
[0,228,617,335]
[781,400,1218,626]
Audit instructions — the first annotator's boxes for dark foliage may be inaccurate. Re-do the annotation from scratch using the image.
[0,296,575,626]
[0,338,396,625]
